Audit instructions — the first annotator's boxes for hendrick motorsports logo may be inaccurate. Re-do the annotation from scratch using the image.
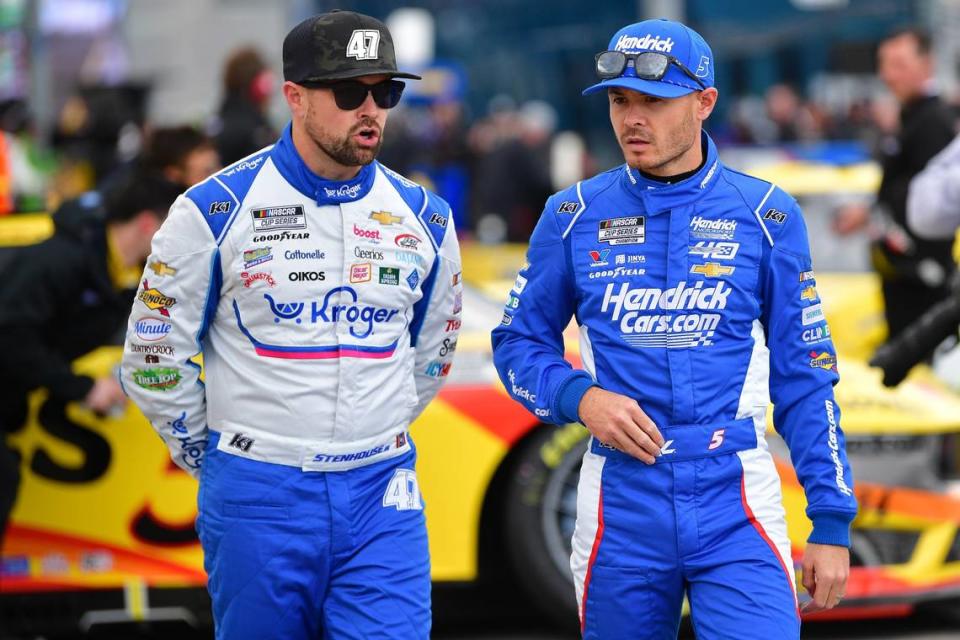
[690,216,736,240]
[264,287,399,338]
[614,33,674,53]
[601,281,730,348]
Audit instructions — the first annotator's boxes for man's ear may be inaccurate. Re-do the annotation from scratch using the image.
[282,81,306,119]
[697,87,719,121]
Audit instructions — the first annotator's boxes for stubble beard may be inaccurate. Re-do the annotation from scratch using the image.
[305,116,382,168]
[628,107,698,175]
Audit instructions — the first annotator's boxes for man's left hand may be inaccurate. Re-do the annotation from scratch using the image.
[800,543,850,613]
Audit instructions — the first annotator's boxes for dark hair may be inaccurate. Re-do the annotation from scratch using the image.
[102,171,182,224]
[143,125,213,173]
[883,26,933,56]
[223,47,268,94]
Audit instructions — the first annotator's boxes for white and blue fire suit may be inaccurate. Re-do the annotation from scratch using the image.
[121,124,462,640]
[492,132,857,639]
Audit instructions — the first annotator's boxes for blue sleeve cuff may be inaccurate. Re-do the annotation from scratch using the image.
[554,371,597,424]
[807,511,855,547]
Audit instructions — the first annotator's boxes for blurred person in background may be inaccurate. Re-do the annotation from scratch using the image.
[907,131,960,241]
[210,47,277,165]
[51,83,151,193]
[834,27,957,343]
[0,99,56,214]
[492,17,855,638]
[143,125,221,189]
[472,99,556,241]
[100,124,222,195]
[120,11,460,640]
[869,132,960,388]
[0,172,180,544]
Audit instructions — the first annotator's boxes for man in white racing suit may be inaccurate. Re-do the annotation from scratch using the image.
[120,10,461,640]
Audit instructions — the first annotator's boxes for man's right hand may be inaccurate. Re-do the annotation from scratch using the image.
[577,387,664,464]
[84,376,127,416]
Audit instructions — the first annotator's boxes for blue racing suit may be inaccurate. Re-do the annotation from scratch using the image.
[492,132,858,639]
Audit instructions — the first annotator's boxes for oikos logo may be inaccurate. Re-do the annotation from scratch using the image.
[264,287,399,338]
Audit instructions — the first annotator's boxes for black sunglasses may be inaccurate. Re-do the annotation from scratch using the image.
[595,50,706,90]
[305,79,406,110]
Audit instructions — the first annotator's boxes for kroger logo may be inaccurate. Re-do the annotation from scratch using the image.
[264,287,399,338]
[222,155,265,176]
[324,183,362,199]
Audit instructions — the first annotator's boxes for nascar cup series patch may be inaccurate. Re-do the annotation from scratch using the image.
[598,217,645,245]
[251,205,307,232]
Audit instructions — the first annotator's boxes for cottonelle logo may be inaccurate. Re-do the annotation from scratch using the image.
[601,281,731,348]
[615,33,674,53]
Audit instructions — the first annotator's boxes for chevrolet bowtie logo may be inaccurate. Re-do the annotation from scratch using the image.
[369,211,403,225]
[800,285,818,301]
[690,262,734,278]
[148,260,177,277]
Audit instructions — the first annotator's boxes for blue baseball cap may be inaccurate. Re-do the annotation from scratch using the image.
[583,18,714,98]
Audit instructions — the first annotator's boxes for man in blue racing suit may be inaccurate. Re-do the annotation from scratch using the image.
[120,11,461,640]
[492,18,857,639]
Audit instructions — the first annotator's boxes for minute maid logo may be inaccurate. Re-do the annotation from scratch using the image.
[264,287,399,338]
[615,33,674,53]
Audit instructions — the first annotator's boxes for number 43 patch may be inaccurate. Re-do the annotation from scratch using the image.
[383,468,423,511]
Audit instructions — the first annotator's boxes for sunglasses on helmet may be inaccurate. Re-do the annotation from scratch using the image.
[305,79,406,110]
[595,50,706,90]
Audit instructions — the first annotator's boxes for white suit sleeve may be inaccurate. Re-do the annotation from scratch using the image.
[120,195,219,478]
[907,135,960,240]
[410,212,462,421]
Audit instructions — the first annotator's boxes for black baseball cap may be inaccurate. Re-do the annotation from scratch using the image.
[283,10,422,84]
